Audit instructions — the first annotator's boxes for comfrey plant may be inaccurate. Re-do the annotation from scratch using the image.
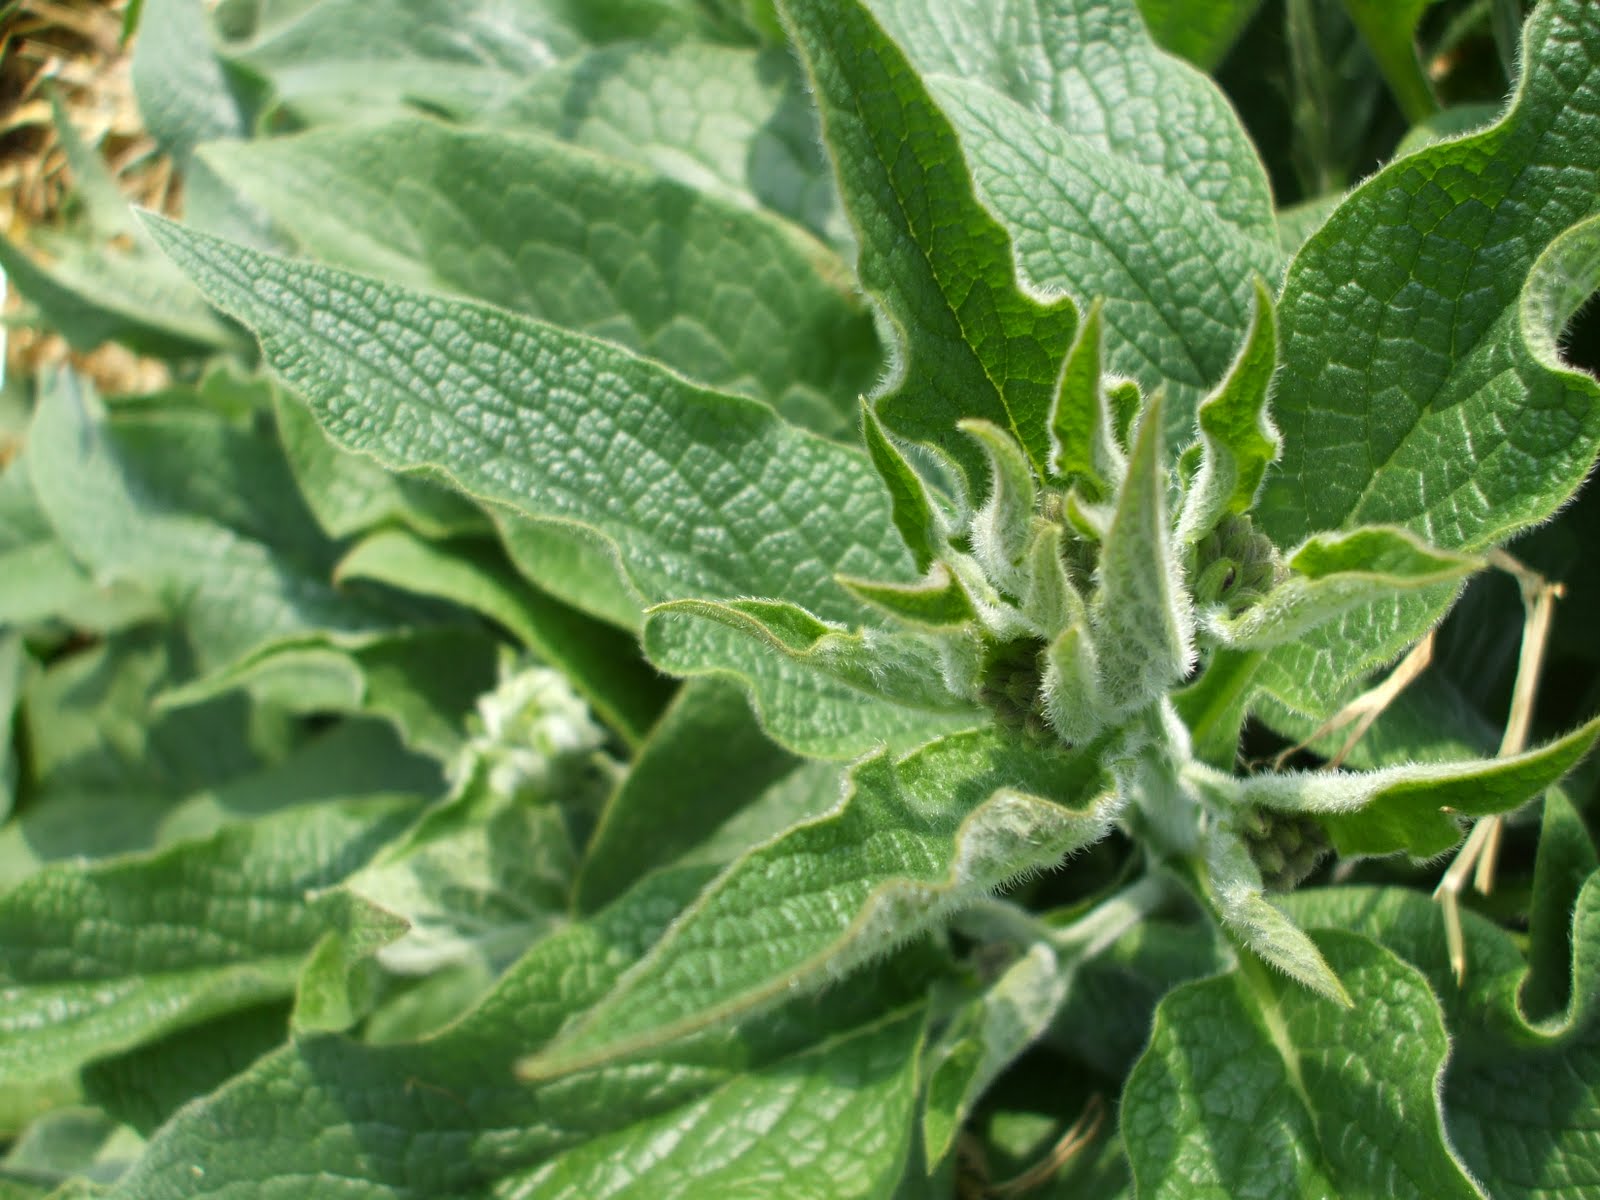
[4,0,1600,1195]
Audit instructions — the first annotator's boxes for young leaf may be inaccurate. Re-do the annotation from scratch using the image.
[922,941,1068,1169]
[837,563,978,629]
[1122,931,1485,1198]
[1203,526,1479,648]
[780,0,1080,484]
[1091,394,1194,713]
[861,400,945,572]
[1049,297,1118,498]
[1228,713,1600,857]
[143,217,911,625]
[961,419,1039,592]
[1175,276,1280,545]
[517,729,1116,1081]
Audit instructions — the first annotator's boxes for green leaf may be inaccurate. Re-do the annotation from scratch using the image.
[861,400,944,572]
[863,0,1281,430]
[1281,875,1600,1200]
[868,0,1277,238]
[642,598,982,758]
[1342,0,1441,122]
[80,1002,289,1138]
[922,941,1067,1168]
[1228,713,1600,857]
[781,0,1080,484]
[1175,277,1279,545]
[501,1007,925,1199]
[1122,930,1484,1198]
[837,563,978,630]
[1203,832,1350,1004]
[272,387,486,542]
[226,0,589,123]
[0,797,419,1087]
[962,420,1039,593]
[337,528,669,747]
[518,728,1114,1081]
[496,514,644,632]
[1203,527,1480,648]
[105,874,935,1198]
[144,216,912,624]
[201,119,879,436]
[576,678,802,914]
[131,0,252,159]
[1091,395,1193,714]
[495,40,844,245]
[26,375,406,683]
[1136,0,1264,69]
[1049,298,1118,499]
[1255,0,1600,710]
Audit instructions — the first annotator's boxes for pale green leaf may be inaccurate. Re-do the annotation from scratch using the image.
[1049,298,1118,498]
[144,216,913,625]
[1091,395,1194,713]
[1230,713,1600,857]
[861,400,944,572]
[201,119,878,436]
[1122,930,1484,1198]
[0,635,22,824]
[519,729,1115,1081]
[962,420,1038,592]
[1204,527,1479,648]
[492,39,845,245]
[26,375,407,683]
[496,514,644,632]
[782,0,1080,484]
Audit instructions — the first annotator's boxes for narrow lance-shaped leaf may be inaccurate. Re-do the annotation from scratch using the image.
[836,562,978,630]
[1175,275,1280,545]
[961,419,1038,595]
[1204,831,1351,1005]
[861,400,944,572]
[1204,526,1480,648]
[1048,297,1119,499]
[1222,713,1600,857]
[1122,931,1485,1198]
[780,0,1079,484]
[143,215,911,626]
[517,728,1117,1081]
[1091,393,1194,713]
